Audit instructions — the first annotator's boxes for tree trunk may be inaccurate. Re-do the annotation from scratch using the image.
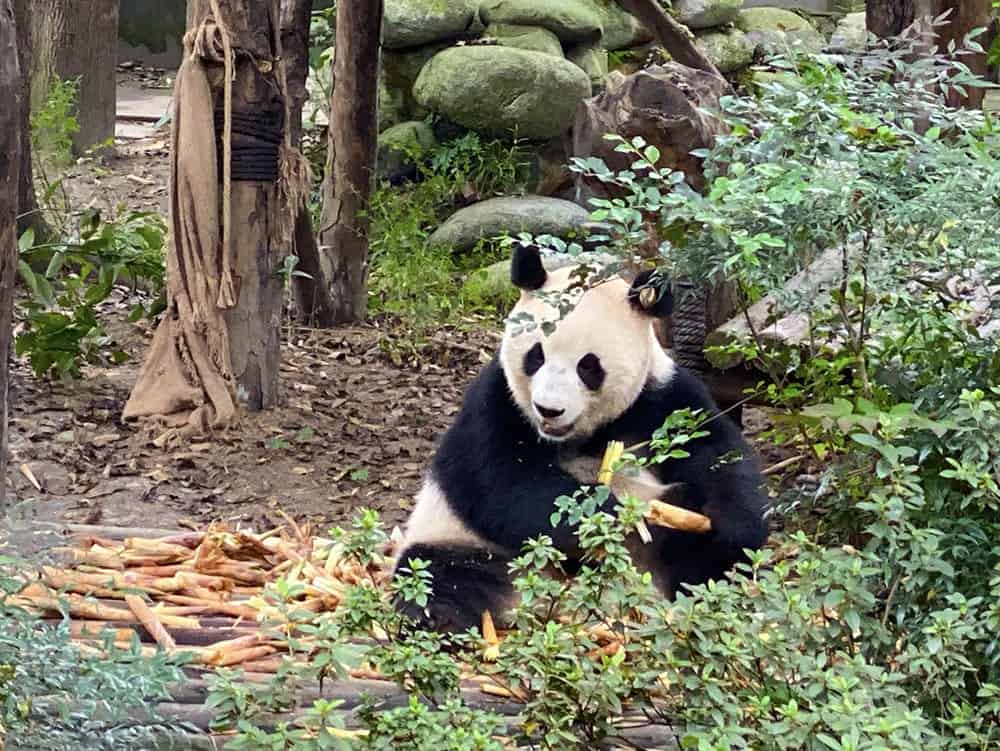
[866,0,926,38]
[31,0,119,155]
[12,0,51,241]
[124,0,293,435]
[935,0,992,109]
[0,0,22,507]
[279,0,329,324]
[867,0,993,109]
[313,0,383,325]
[616,0,727,85]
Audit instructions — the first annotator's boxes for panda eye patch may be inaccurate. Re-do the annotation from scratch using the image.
[577,353,605,390]
[523,342,545,376]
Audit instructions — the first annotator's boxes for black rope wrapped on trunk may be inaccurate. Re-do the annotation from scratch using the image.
[672,280,708,372]
[213,105,284,182]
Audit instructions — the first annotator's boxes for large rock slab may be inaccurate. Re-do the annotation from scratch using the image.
[735,7,824,55]
[383,0,479,49]
[413,46,591,140]
[573,64,729,200]
[479,0,603,43]
[696,27,756,74]
[428,196,592,252]
[673,0,744,30]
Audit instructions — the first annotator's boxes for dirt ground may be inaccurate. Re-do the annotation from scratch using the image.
[5,105,792,543]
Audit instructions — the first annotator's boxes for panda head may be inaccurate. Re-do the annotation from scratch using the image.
[500,244,676,443]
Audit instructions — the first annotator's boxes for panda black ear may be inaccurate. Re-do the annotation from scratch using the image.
[628,270,673,318]
[510,243,547,291]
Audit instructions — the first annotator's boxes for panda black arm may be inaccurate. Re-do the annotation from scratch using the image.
[431,359,589,555]
[592,367,769,560]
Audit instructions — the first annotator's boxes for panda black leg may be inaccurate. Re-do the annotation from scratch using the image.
[392,544,514,634]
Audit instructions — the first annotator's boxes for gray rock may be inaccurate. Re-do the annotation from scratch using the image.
[566,42,609,86]
[413,46,591,140]
[383,0,478,49]
[377,120,436,179]
[696,27,755,74]
[486,23,564,57]
[735,7,824,55]
[674,0,744,30]
[428,196,592,252]
[828,11,868,53]
[479,0,603,43]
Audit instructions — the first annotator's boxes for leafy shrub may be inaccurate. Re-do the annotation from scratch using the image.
[0,556,186,749]
[16,208,167,378]
[195,23,993,751]
[365,132,532,352]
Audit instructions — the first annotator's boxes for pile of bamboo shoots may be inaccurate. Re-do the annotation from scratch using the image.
[8,442,709,675]
[9,519,394,671]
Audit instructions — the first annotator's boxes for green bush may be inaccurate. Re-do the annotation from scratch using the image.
[0,556,186,749]
[365,132,532,353]
[16,208,167,378]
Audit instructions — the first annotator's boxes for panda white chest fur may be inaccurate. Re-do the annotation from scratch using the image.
[393,244,769,633]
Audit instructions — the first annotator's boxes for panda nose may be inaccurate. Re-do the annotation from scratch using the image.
[534,403,565,419]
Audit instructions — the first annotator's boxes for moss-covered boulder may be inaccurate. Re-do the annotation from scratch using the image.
[479,0,603,43]
[673,0,743,30]
[595,1,652,50]
[413,46,592,140]
[383,0,478,49]
[736,7,824,55]
[377,120,437,179]
[828,11,868,53]
[486,24,564,57]
[428,196,591,252]
[567,42,609,86]
[696,27,755,74]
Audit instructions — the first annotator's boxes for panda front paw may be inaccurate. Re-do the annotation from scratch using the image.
[394,594,481,635]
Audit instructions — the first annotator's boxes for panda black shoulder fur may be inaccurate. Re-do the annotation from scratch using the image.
[394,245,769,632]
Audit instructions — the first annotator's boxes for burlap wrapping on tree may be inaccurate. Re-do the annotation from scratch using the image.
[122,53,238,434]
[123,0,310,440]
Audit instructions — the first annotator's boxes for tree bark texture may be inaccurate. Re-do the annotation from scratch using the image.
[616,0,727,86]
[12,0,50,241]
[935,1,992,109]
[314,0,384,325]
[279,0,329,324]
[124,0,288,434]
[0,0,22,507]
[31,0,119,154]
[867,0,993,109]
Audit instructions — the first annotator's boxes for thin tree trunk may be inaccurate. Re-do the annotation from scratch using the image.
[616,0,727,84]
[12,0,51,241]
[124,0,290,432]
[314,0,383,325]
[0,0,22,508]
[279,0,329,324]
[31,0,119,155]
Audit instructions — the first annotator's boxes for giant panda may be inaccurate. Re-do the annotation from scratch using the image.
[393,244,769,632]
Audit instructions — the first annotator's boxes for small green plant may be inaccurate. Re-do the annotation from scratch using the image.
[16,208,167,378]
